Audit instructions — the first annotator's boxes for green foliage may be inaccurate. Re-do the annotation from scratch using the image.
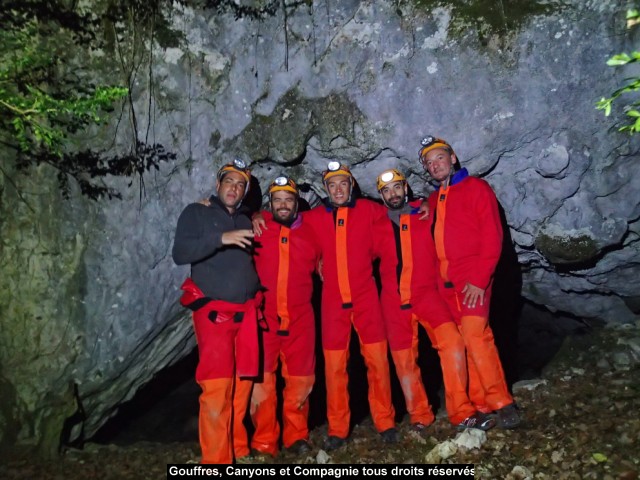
[0,3,123,157]
[0,1,176,200]
[596,9,640,134]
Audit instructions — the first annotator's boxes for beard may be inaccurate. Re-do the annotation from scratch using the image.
[385,195,406,210]
[272,206,298,227]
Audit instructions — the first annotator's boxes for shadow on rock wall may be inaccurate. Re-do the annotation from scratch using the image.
[490,202,523,389]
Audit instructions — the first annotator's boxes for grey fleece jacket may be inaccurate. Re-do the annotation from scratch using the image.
[172,195,261,303]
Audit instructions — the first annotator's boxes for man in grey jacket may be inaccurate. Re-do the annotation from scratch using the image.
[172,159,262,464]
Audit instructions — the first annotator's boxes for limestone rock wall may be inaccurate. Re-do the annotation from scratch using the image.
[1,0,638,457]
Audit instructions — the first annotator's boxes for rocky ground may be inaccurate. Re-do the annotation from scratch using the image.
[2,322,639,480]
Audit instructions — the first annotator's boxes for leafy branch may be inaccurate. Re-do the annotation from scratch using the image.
[0,2,176,201]
[597,9,640,133]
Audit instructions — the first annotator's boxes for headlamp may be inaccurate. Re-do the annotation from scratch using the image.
[421,136,435,147]
[327,161,341,172]
[418,135,453,162]
[380,171,395,183]
[274,176,288,186]
[376,168,406,191]
[268,175,298,195]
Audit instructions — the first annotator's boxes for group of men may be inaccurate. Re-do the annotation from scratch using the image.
[172,136,521,464]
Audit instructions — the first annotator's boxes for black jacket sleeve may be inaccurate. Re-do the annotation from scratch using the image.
[172,203,224,265]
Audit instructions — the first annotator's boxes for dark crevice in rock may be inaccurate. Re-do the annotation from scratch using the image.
[91,349,199,445]
[251,150,307,168]
[622,295,640,314]
[516,300,603,379]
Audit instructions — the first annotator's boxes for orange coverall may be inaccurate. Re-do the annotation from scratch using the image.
[251,211,319,454]
[380,200,476,425]
[304,198,396,439]
[426,169,513,414]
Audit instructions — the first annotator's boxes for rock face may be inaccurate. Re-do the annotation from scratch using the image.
[1,0,639,458]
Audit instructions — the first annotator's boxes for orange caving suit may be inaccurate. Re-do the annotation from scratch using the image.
[426,168,514,414]
[304,198,396,439]
[251,211,320,455]
[172,197,262,464]
[380,200,477,425]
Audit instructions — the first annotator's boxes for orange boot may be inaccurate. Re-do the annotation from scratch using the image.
[460,315,513,411]
[198,378,233,464]
[249,372,279,456]
[360,340,395,433]
[232,376,253,459]
[390,347,434,426]
[428,322,476,424]
[323,348,350,439]
[281,360,315,448]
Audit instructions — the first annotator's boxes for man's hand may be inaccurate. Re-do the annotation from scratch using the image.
[252,212,267,235]
[418,199,430,221]
[461,282,485,309]
[198,198,211,207]
[222,229,254,248]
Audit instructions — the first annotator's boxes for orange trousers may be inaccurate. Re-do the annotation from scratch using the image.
[423,321,476,424]
[460,315,513,412]
[389,317,434,426]
[198,377,252,463]
[324,339,395,438]
[249,309,315,455]
[436,284,514,417]
[250,367,315,454]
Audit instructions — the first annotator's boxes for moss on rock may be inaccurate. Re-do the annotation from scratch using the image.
[535,231,599,265]
[409,0,557,38]
[237,89,366,163]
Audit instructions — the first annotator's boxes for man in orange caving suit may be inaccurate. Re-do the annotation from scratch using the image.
[250,175,320,456]
[302,162,399,450]
[419,136,521,429]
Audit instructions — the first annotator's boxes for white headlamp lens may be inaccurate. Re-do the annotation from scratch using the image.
[274,176,288,186]
[380,171,394,183]
[327,161,340,171]
[233,158,247,169]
